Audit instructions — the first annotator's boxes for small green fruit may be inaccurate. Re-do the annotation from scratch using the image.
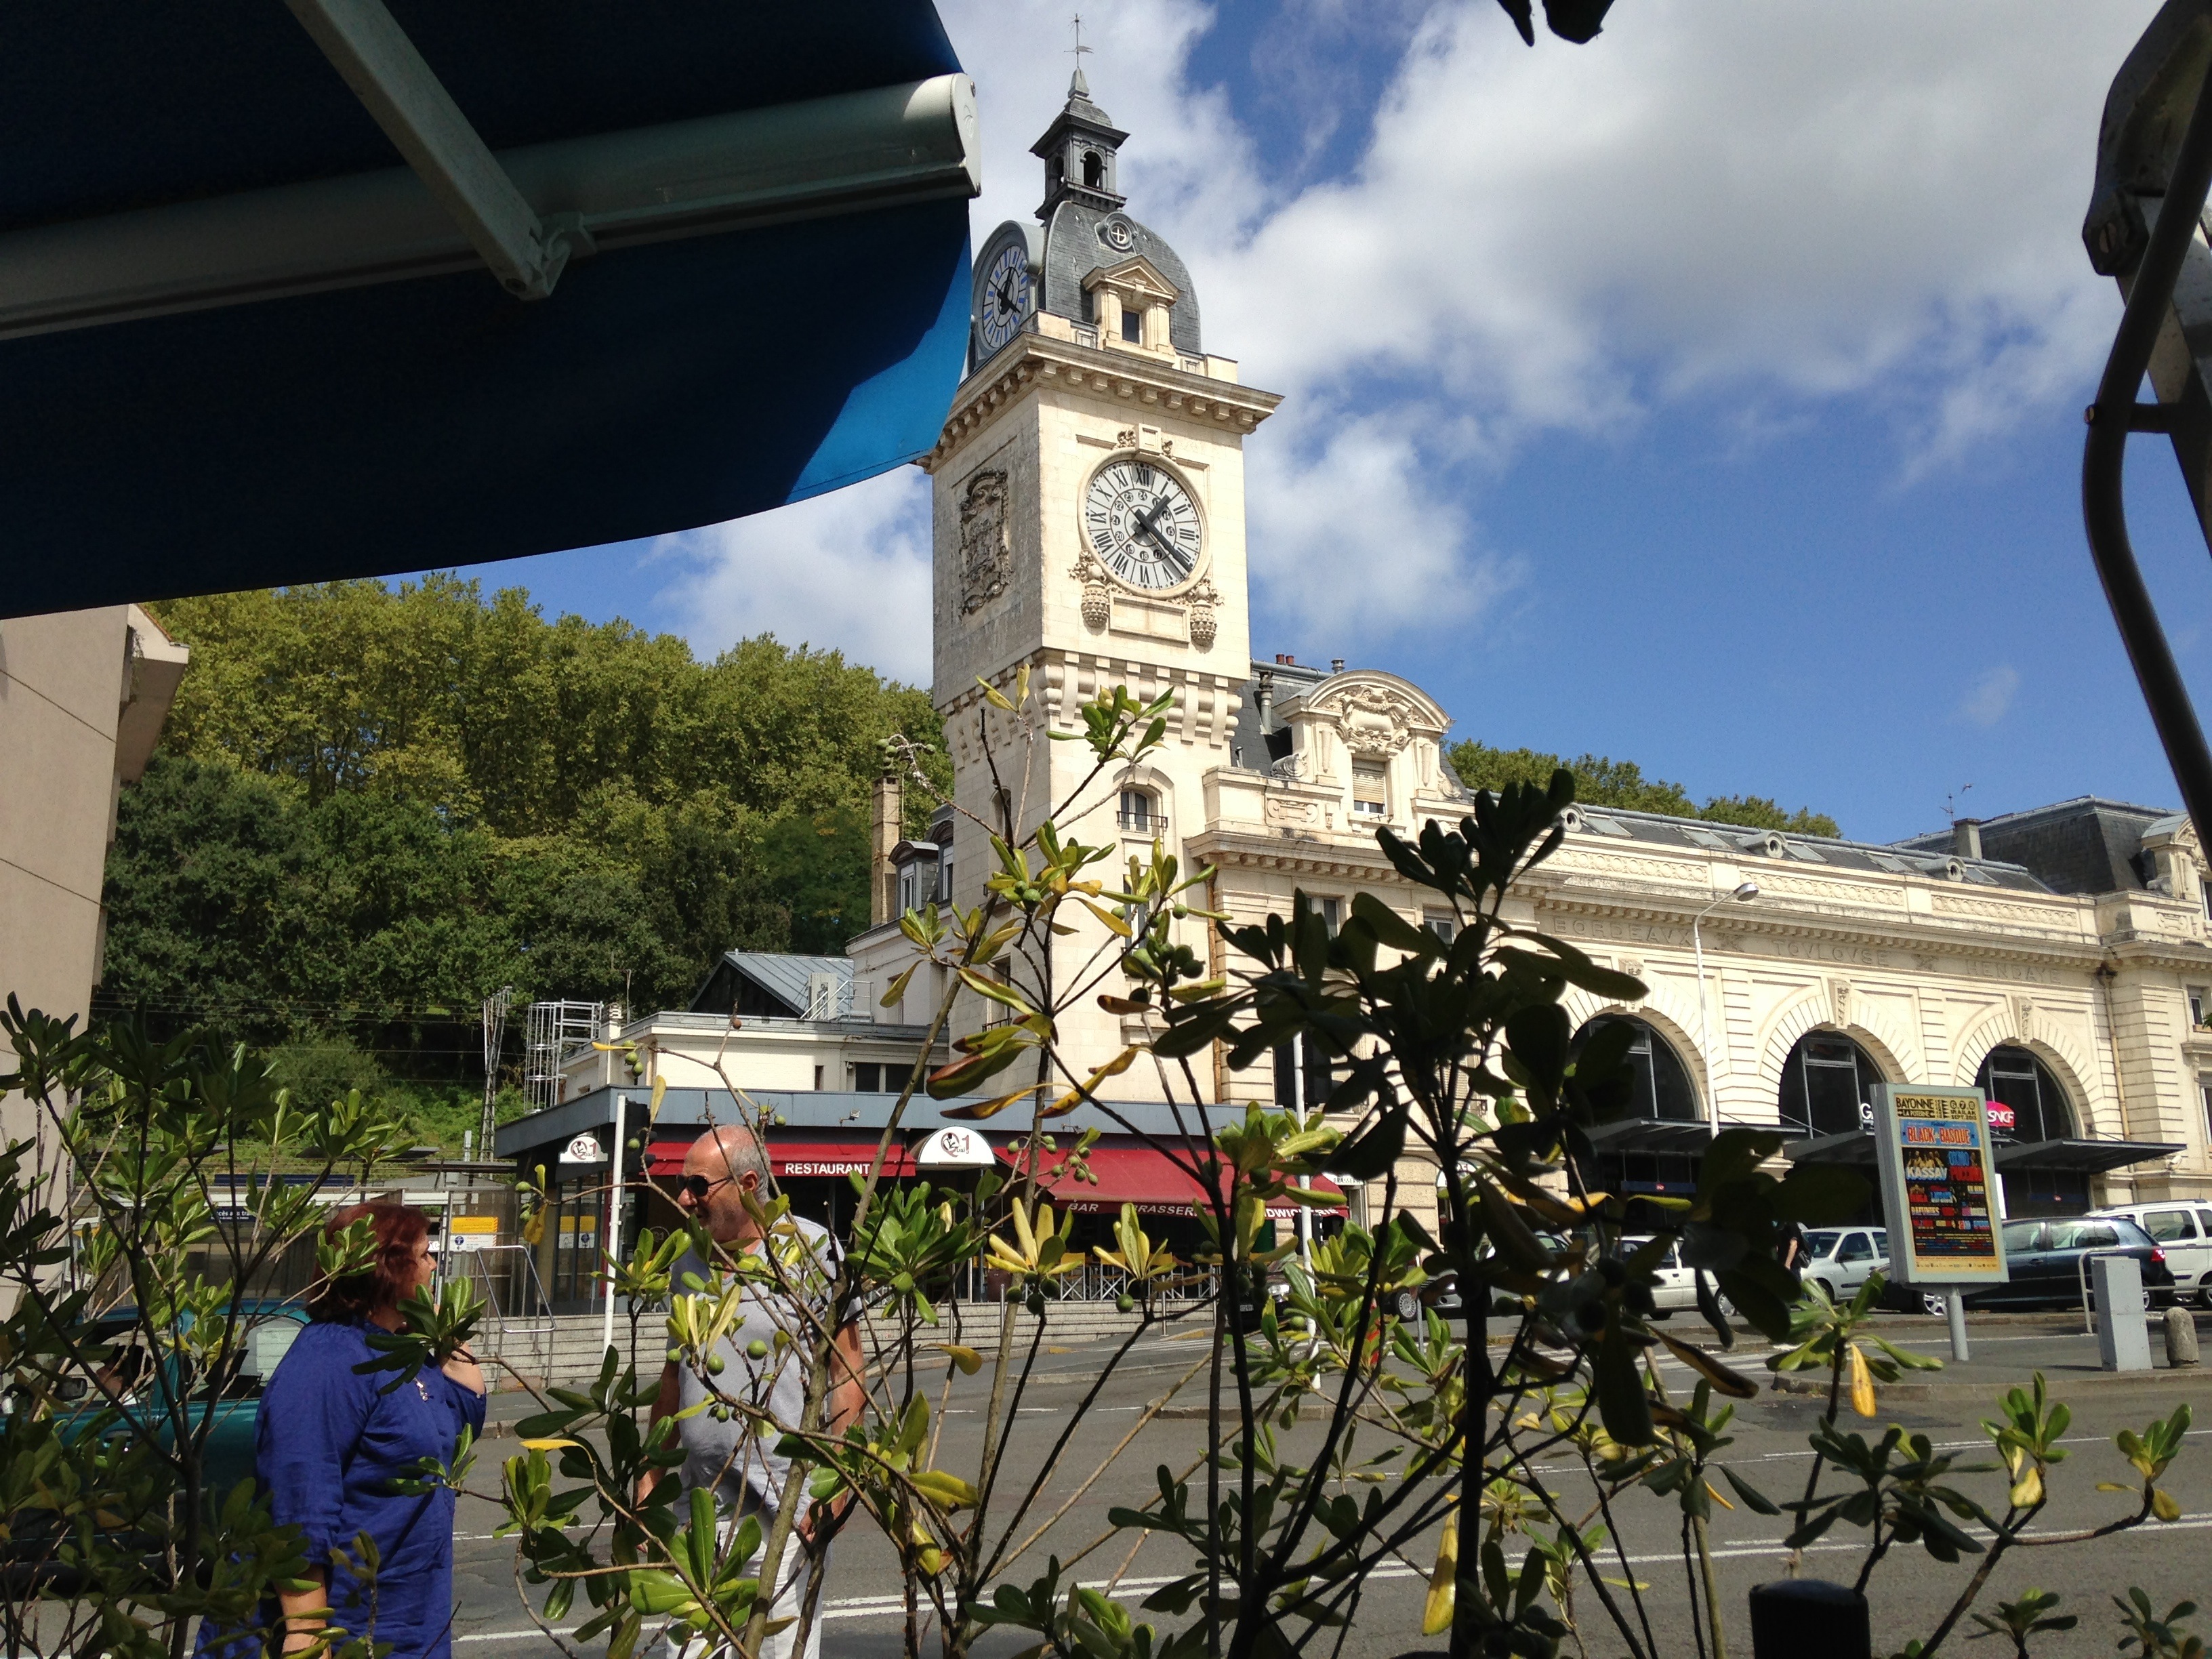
[1115,1293,1134,1313]
[706,1353,726,1374]
[666,1346,682,1364]
[747,1339,769,1360]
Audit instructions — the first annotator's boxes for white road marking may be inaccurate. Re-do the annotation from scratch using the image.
[448,1515,2212,1639]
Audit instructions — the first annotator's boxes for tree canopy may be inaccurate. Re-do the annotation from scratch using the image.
[1447,739,1840,838]
[97,579,945,1145]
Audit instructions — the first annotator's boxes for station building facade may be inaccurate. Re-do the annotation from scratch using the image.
[497,70,2210,1304]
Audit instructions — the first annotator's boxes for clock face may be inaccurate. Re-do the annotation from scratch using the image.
[1084,459,1203,592]
[976,239,1029,354]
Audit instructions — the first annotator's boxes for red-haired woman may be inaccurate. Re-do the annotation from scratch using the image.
[203,1202,486,1658]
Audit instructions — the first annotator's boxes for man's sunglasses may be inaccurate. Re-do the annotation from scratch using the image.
[677,1173,736,1202]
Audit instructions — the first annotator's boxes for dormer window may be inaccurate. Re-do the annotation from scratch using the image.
[1352,760,1388,819]
[1120,308,1142,342]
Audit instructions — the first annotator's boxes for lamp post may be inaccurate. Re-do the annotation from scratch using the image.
[1692,882,1759,1130]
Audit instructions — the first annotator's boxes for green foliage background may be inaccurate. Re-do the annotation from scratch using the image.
[96,578,947,1148]
[1448,740,1840,837]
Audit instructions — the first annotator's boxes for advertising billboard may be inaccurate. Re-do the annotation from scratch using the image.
[1869,1085,2009,1288]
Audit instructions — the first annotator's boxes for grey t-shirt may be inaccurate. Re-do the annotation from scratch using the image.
[672,1217,845,1515]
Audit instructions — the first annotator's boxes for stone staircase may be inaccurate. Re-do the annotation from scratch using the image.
[476,1300,1212,1391]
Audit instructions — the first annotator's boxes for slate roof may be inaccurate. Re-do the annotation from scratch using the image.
[1894,797,2180,897]
[1225,657,2053,892]
[689,951,853,1019]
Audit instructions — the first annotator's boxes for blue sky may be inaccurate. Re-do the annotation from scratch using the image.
[438,0,2212,845]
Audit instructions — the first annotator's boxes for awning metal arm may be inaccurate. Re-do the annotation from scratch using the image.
[285,0,571,299]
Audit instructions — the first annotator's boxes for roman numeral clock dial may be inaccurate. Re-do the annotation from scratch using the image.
[1084,459,1202,592]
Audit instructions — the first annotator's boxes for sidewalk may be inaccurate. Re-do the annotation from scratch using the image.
[1766,1307,2207,1401]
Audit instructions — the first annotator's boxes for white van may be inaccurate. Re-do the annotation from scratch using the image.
[2085,1202,2212,1305]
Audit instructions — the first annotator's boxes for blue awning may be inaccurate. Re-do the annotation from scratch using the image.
[0,2,977,618]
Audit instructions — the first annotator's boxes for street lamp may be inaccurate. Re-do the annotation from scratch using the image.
[1692,881,1759,1130]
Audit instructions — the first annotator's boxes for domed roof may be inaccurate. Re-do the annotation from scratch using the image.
[1027,71,1200,356]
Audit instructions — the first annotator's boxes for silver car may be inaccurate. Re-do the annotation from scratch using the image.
[1799,1226,1889,1304]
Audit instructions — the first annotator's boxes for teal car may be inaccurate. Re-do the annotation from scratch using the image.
[30,1301,310,1502]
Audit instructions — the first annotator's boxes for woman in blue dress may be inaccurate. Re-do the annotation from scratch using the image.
[204,1200,486,1659]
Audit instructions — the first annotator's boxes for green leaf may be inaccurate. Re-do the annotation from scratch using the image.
[1771,1164,1871,1225]
[1594,1322,1654,1446]
[1719,1466,1781,1515]
[1330,1107,1407,1181]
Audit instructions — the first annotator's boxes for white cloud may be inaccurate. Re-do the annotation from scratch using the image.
[647,469,934,684]
[1959,665,2021,727]
[661,1,2162,662]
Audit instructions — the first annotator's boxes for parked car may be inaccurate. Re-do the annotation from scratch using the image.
[1945,1216,2176,1311]
[1798,1226,1889,1305]
[6,1303,309,1500]
[1388,1231,1574,1322]
[1614,1235,1700,1319]
[2086,1202,2212,1307]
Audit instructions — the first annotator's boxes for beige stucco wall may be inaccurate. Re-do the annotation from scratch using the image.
[0,605,187,1149]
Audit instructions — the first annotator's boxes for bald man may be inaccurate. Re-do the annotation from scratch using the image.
[644,1124,865,1659]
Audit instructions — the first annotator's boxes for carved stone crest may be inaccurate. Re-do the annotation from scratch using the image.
[958,470,1012,615]
[1332,684,1416,757]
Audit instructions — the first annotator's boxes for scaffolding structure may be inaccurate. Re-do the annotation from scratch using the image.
[525,999,605,1111]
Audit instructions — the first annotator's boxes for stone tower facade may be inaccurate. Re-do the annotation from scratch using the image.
[896,75,1281,1099]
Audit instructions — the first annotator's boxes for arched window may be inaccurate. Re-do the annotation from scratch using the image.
[1118,787,1160,832]
[1572,1015,1698,1122]
[1975,1045,2074,1143]
[1778,1031,1885,1139]
[1082,149,1104,188]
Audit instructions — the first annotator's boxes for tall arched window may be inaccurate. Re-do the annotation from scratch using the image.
[1975,1045,2074,1143]
[1082,149,1104,188]
[1778,1031,1885,1138]
[1572,1015,1698,1122]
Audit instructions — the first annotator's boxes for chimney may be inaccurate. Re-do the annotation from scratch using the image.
[1330,657,1345,674]
[1952,818,1982,861]
[1255,668,1275,732]
[870,765,903,926]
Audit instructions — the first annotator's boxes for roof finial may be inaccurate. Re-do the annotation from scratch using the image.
[1068,12,1093,98]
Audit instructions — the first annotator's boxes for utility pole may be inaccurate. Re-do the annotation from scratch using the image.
[479,985,513,1164]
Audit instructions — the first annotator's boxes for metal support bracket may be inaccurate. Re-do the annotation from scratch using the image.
[284,0,569,299]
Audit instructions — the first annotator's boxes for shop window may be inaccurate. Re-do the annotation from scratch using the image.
[1778,1031,1885,1139]
[1119,787,1160,832]
[1573,1015,1699,1122]
[2001,1167,2090,1218]
[1352,762,1388,819]
[1975,1045,2073,1144]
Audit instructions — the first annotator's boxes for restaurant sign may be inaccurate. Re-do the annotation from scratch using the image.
[1869,1085,2009,1287]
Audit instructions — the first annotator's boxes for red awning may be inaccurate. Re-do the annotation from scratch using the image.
[644,1136,916,1179]
[1005,1141,1340,1221]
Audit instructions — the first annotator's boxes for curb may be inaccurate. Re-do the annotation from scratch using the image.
[1767,1368,2201,1402]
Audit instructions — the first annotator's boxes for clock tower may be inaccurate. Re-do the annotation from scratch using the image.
[912,70,1282,1094]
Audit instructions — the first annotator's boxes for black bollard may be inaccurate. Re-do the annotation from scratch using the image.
[1748,1578,1870,1659]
